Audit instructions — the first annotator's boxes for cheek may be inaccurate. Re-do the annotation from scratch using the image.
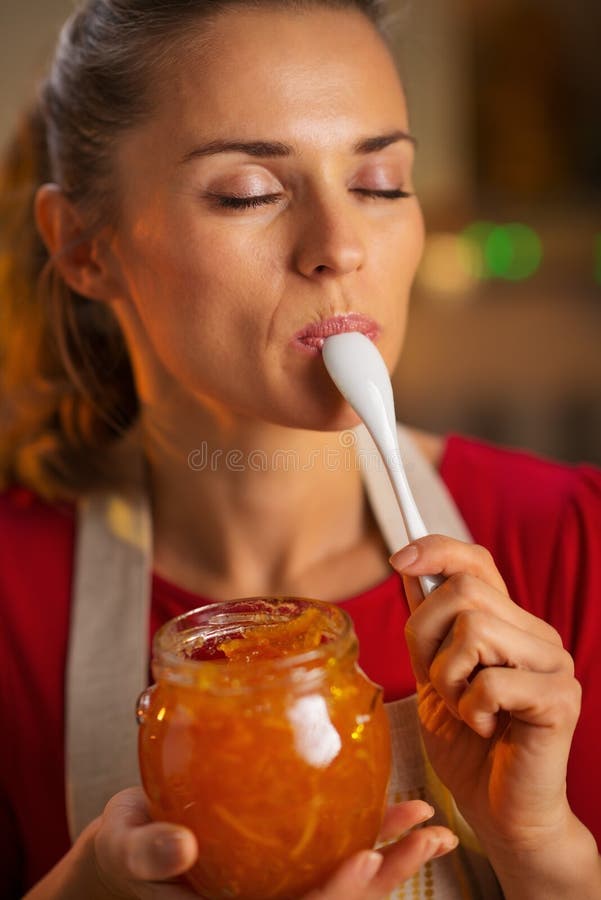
[120,223,240,325]
[116,221,278,382]
[375,205,424,366]
[362,205,424,298]
[158,221,281,307]
[387,205,425,282]
[408,206,426,272]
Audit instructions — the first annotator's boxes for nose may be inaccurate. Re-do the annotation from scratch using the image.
[292,194,366,279]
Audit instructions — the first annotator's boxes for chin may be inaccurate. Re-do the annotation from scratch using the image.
[283,364,363,431]
[320,407,363,433]
[267,393,362,433]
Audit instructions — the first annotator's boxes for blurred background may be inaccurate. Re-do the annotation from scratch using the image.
[1,0,600,463]
[395,0,601,464]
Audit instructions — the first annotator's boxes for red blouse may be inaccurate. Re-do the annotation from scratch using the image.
[0,433,600,896]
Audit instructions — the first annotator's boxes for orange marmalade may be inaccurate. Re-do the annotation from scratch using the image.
[137,597,391,900]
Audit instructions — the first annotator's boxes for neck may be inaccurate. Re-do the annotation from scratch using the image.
[143,404,374,599]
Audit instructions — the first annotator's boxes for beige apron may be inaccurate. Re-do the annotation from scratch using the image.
[66,424,503,898]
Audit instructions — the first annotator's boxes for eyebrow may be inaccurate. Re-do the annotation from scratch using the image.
[179,129,416,164]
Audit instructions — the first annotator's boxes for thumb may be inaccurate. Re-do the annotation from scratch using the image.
[401,572,425,614]
[95,787,198,884]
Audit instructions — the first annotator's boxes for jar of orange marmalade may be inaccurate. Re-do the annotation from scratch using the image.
[137,597,391,900]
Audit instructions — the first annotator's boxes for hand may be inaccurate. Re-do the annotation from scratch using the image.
[93,792,456,900]
[92,787,199,899]
[390,535,581,853]
[23,787,199,900]
[303,800,457,900]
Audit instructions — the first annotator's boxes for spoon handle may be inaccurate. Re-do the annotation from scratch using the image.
[381,442,444,598]
[417,572,445,597]
[320,333,444,599]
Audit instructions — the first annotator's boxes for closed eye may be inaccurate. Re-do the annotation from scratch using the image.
[352,188,412,199]
[209,193,282,210]
[208,187,412,210]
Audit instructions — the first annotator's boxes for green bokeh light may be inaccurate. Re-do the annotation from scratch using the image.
[508,223,543,280]
[486,227,514,278]
[460,221,543,281]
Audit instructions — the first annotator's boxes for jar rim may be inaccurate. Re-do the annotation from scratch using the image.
[152,596,357,688]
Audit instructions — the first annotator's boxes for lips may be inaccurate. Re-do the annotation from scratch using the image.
[293,314,381,354]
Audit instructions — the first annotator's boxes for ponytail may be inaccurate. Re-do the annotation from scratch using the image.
[0,103,138,501]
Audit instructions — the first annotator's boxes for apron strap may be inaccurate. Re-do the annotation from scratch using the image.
[354,423,473,552]
[66,492,152,840]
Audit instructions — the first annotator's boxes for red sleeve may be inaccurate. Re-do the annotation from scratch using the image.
[441,436,601,846]
[0,789,23,900]
[0,487,74,893]
[549,466,601,844]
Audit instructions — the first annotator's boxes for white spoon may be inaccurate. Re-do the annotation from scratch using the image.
[322,331,443,597]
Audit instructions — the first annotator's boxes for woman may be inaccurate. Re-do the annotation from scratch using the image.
[0,1,599,898]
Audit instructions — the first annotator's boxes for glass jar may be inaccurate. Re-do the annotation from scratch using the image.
[137,597,391,900]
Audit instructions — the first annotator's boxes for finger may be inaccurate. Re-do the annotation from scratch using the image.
[396,538,563,649]
[404,573,563,685]
[402,572,427,613]
[138,879,204,900]
[391,535,509,607]
[302,850,384,899]
[370,826,459,896]
[429,609,574,717]
[139,881,206,900]
[95,787,198,883]
[304,827,458,900]
[378,800,435,843]
[458,668,582,740]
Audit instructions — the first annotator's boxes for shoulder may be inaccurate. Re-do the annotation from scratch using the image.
[0,484,75,539]
[405,426,446,469]
[0,485,76,604]
[440,432,600,524]
[439,433,601,629]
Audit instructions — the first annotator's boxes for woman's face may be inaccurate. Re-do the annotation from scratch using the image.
[109,5,424,431]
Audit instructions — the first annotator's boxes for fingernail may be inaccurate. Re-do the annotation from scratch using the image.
[390,544,419,570]
[153,831,188,870]
[130,830,189,880]
[419,803,436,822]
[357,850,383,883]
[431,834,459,858]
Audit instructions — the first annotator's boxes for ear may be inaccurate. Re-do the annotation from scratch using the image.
[35,183,124,303]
